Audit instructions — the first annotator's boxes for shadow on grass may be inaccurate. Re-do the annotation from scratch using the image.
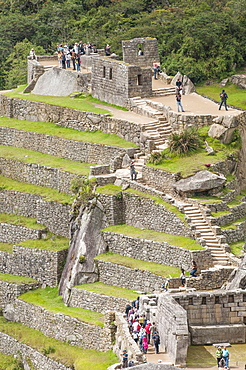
[187,345,216,368]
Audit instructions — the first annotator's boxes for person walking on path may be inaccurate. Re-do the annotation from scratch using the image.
[216,346,223,368]
[153,60,159,80]
[121,349,128,368]
[222,346,230,369]
[190,261,198,277]
[142,335,149,354]
[152,332,160,354]
[130,160,137,180]
[176,93,185,112]
[219,89,228,111]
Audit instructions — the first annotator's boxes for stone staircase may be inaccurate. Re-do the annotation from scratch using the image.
[152,86,176,97]
[142,118,172,151]
[182,204,230,266]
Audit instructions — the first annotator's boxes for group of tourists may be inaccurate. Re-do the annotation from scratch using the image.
[216,346,230,369]
[56,42,98,72]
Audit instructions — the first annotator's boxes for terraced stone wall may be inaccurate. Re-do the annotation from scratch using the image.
[0,246,68,287]
[0,190,70,238]
[95,260,165,292]
[102,232,212,270]
[0,223,47,244]
[185,267,234,290]
[0,332,71,370]
[0,158,76,195]
[91,57,152,107]
[68,287,131,314]
[142,166,181,194]
[5,299,115,352]
[97,194,125,225]
[0,126,136,171]
[0,281,40,308]
[213,203,246,227]
[0,94,144,149]
[221,221,246,244]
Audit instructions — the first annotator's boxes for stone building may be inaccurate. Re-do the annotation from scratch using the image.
[122,37,160,67]
[91,56,152,107]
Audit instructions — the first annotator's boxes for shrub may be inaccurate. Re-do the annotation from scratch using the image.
[168,128,202,156]
[148,151,166,165]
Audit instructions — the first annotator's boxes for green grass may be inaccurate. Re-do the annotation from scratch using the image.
[0,175,74,205]
[211,210,231,218]
[75,93,128,111]
[196,82,246,110]
[103,224,203,250]
[221,216,246,230]
[0,317,117,370]
[187,343,246,368]
[96,184,122,195]
[3,86,112,115]
[0,242,13,253]
[19,287,105,327]
[0,116,137,149]
[19,234,69,251]
[227,192,246,207]
[0,145,93,176]
[0,351,24,370]
[189,195,222,204]
[75,282,140,300]
[230,240,245,256]
[0,213,45,230]
[95,252,181,278]
[0,273,37,284]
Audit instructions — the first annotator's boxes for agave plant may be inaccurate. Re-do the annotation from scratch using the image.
[168,127,202,156]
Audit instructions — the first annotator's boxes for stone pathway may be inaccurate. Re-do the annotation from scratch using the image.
[146,344,173,365]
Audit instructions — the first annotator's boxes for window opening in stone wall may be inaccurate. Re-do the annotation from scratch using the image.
[228,295,234,303]
[201,297,206,305]
[175,298,180,304]
[137,43,144,56]
[109,68,113,80]
[188,297,193,305]
[215,296,220,304]
[243,294,246,302]
[137,74,143,86]
[103,66,106,78]
[243,317,246,324]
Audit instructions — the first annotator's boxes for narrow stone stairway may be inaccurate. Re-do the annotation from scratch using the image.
[152,86,176,97]
[182,204,230,266]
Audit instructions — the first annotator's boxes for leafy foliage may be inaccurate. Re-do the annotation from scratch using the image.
[148,151,166,165]
[168,127,203,156]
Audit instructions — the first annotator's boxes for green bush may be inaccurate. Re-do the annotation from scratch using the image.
[148,151,166,165]
[168,128,203,156]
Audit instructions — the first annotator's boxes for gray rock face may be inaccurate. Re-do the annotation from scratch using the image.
[171,72,195,94]
[208,123,236,144]
[224,254,246,290]
[174,170,226,194]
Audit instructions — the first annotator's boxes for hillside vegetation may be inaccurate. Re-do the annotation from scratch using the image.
[0,0,246,89]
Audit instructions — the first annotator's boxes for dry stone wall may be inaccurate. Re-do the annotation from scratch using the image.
[142,166,181,194]
[122,38,159,67]
[95,260,165,292]
[0,245,68,287]
[102,232,211,270]
[0,332,72,370]
[0,280,40,308]
[4,299,114,352]
[0,94,144,150]
[0,190,70,238]
[0,158,76,195]
[0,223,47,244]
[185,267,234,290]
[0,126,135,170]
[68,287,131,314]
[221,221,246,244]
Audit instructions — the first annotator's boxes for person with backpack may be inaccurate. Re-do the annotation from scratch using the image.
[152,332,160,354]
[219,89,228,111]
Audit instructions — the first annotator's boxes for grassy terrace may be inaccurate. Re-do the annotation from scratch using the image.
[211,210,231,218]
[0,351,24,370]
[0,145,93,176]
[0,175,74,204]
[230,241,245,256]
[221,216,246,230]
[0,242,13,253]
[95,252,181,278]
[76,282,140,301]
[189,195,223,204]
[0,317,117,370]
[103,224,203,250]
[0,272,37,284]
[0,116,137,149]
[96,184,187,225]
[19,287,104,327]
[19,234,69,251]
[0,213,45,230]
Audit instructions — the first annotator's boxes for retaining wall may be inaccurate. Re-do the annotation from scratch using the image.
[68,287,131,314]
[102,232,211,271]
[0,245,68,287]
[141,166,180,194]
[0,223,47,244]
[0,280,39,308]
[4,299,115,352]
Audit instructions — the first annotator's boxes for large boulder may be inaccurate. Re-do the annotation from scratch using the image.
[171,72,195,94]
[173,170,226,194]
[208,124,236,144]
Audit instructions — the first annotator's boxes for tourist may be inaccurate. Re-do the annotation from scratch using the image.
[216,346,223,368]
[65,50,71,69]
[75,54,81,72]
[138,48,143,55]
[144,321,151,344]
[121,349,128,368]
[176,78,182,93]
[219,89,228,111]
[180,268,186,287]
[190,261,198,277]
[132,319,141,333]
[130,160,137,180]
[106,44,111,56]
[132,331,139,343]
[150,322,158,343]
[29,48,36,60]
[162,278,170,291]
[61,51,66,69]
[71,49,76,70]
[219,357,226,369]
[142,334,148,354]
[222,346,230,369]
[152,332,160,354]
[176,93,185,112]
[153,60,159,80]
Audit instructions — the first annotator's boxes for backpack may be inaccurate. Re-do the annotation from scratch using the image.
[154,334,160,344]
